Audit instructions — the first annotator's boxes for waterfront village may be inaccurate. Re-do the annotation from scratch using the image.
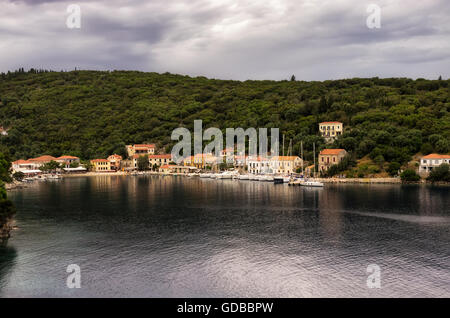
[10,121,450,186]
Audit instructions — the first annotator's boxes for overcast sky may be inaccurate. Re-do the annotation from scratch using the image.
[1,0,449,80]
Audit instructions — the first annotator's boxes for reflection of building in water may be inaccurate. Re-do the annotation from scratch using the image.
[317,187,343,241]
[417,186,446,215]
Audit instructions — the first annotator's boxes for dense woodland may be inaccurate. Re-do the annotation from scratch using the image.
[0,69,449,177]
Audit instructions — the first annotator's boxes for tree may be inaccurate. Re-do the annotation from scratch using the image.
[137,155,149,171]
[13,171,25,181]
[420,143,434,155]
[39,160,61,172]
[0,153,12,183]
[290,75,296,81]
[0,152,15,240]
[400,169,420,182]
[387,162,401,176]
[69,161,80,168]
[427,164,450,182]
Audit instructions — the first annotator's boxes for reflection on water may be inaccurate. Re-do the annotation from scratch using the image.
[1,176,449,297]
[0,245,17,292]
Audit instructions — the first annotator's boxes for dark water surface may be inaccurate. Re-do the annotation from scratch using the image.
[1,176,449,297]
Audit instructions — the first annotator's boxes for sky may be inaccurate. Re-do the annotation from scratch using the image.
[0,0,449,80]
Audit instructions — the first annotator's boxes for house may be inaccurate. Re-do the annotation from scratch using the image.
[148,154,172,168]
[318,149,347,173]
[13,155,78,172]
[56,155,80,168]
[269,156,303,174]
[90,159,112,172]
[184,153,220,169]
[319,121,343,141]
[107,154,122,171]
[247,156,270,174]
[12,159,36,172]
[126,144,155,158]
[159,165,196,174]
[304,164,315,177]
[419,154,450,176]
[234,155,248,168]
[28,155,57,168]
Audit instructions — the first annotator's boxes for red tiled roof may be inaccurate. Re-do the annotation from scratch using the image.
[148,154,172,159]
[271,156,301,161]
[91,159,109,163]
[108,154,122,160]
[319,149,346,155]
[422,154,450,159]
[56,155,79,160]
[248,156,269,161]
[160,164,178,169]
[134,144,155,149]
[29,155,56,162]
[13,159,32,165]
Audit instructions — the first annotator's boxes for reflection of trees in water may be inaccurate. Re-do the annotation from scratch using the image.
[0,245,17,291]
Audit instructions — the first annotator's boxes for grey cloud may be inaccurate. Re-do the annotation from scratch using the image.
[0,0,449,80]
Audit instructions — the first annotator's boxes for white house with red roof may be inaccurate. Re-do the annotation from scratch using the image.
[13,155,80,172]
[56,155,80,168]
[419,154,450,175]
[12,159,36,172]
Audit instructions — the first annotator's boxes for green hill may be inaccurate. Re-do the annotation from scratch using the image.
[0,70,449,174]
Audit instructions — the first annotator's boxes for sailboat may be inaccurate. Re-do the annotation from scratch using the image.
[300,142,324,187]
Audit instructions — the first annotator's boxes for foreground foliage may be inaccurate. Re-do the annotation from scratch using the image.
[0,153,15,232]
[427,164,450,182]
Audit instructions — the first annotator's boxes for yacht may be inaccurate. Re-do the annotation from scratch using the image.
[300,179,324,187]
[216,171,234,179]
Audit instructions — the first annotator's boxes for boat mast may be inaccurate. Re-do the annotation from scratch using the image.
[301,141,304,175]
[282,134,285,157]
[313,142,316,178]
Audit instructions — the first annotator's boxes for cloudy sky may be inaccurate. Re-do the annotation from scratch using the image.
[1,0,449,80]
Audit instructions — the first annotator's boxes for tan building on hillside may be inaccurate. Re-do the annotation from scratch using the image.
[90,159,112,172]
[183,153,219,169]
[126,144,155,158]
[148,154,172,167]
[319,121,343,141]
[318,149,347,173]
[107,154,122,171]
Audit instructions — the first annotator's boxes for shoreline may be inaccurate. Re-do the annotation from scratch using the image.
[6,172,449,189]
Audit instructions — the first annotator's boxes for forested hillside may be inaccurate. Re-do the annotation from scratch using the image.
[0,70,449,174]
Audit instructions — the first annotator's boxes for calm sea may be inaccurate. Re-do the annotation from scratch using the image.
[1,176,449,297]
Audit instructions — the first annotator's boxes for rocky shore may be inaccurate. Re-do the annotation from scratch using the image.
[0,218,15,242]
